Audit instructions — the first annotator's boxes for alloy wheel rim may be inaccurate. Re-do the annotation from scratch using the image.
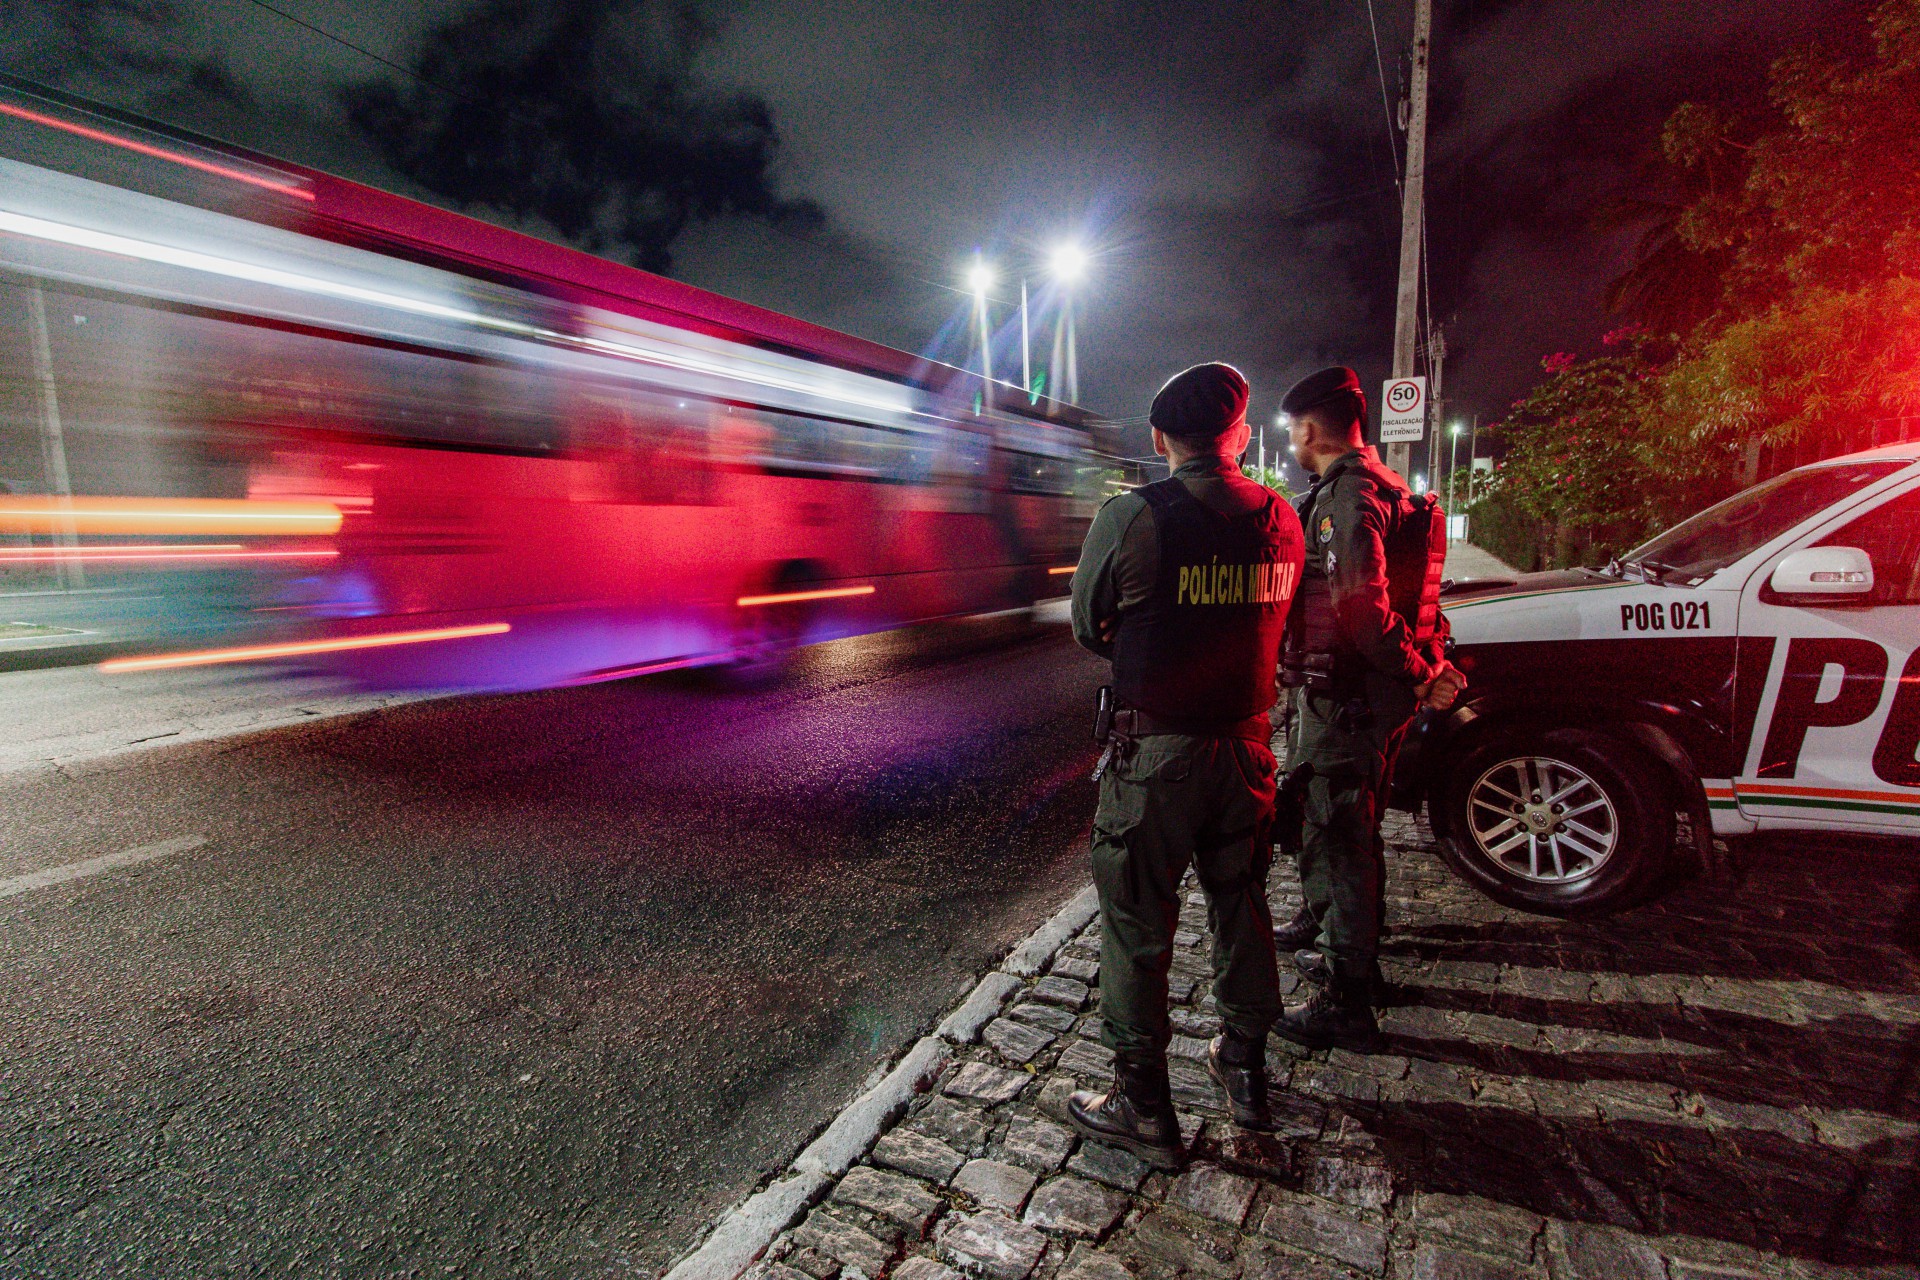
[1465,755,1618,884]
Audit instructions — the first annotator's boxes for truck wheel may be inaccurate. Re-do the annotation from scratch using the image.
[1433,728,1674,918]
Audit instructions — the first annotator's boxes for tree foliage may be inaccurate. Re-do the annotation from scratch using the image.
[1489,0,1920,566]
[342,0,820,274]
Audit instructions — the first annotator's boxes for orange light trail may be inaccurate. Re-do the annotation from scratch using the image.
[0,101,315,201]
[98,623,511,674]
[0,497,342,536]
[735,585,876,608]
[0,544,338,563]
[1048,565,1077,575]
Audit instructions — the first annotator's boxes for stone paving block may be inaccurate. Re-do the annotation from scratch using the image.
[875,1129,969,1183]
[1409,1193,1542,1263]
[1302,1149,1392,1210]
[1169,1033,1212,1061]
[1544,1221,1665,1280]
[954,1159,1039,1215]
[1498,966,1594,1002]
[1329,1048,1408,1080]
[1404,1057,1476,1103]
[1294,1064,1380,1104]
[1252,1191,1388,1275]
[1036,1075,1080,1123]
[894,1257,963,1280]
[1198,1127,1293,1181]
[1174,929,1203,947]
[1168,1163,1258,1227]
[1056,1245,1135,1280]
[1409,1243,1537,1280]
[911,1097,992,1153]
[984,1017,1057,1065]
[1237,1244,1356,1280]
[1066,1139,1149,1191]
[1379,1004,1452,1040]
[833,1165,943,1235]
[998,1112,1075,1174]
[1007,1001,1078,1033]
[1469,1075,1539,1115]
[1167,1056,1220,1110]
[784,1247,842,1279]
[1428,960,1500,988]
[1024,1175,1131,1238]
[1686,1093,1816,1143]
[1052,953,1099,983]
[936,1210,1049,1280]
[1033,976,1093,1010]
[946,1061,1032,1105]
[1808,1108,1920,1150]
[1056,1039,1116,1080]
[1169,1007,1222,1038]
[1113,1208,1240,1280]
[794,1207,895,1276]
[762,1263,817,1280]
[1588,1080,1680,1123]
[1266,1093,1328,1140]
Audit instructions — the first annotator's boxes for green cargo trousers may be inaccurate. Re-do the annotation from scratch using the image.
[1091,733,1282,1065]
[1289,675,1415,989]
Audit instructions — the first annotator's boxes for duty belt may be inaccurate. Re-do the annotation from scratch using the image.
[1111,708,1271,744]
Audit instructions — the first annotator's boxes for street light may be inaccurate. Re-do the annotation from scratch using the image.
[1046,242,1087,405]
[1447,420,1464,502]
[966,258,995,410]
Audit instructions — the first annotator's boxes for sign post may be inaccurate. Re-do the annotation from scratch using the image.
[1379,376,1428,454]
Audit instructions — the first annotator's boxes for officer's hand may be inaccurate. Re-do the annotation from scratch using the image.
[1098,616,1118,644]
[1416,662,1467,711]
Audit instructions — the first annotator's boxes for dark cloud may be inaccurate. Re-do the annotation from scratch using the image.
[2,0,1872,472]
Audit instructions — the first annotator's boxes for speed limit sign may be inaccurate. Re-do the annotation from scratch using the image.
[1380,377,1427,443]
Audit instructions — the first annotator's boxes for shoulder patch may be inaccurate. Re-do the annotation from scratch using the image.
[1316,514,1335,544]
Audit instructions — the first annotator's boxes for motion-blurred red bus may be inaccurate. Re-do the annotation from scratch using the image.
[0,78,1119,688]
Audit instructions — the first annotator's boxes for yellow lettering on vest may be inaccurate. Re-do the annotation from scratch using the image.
[1234,564,1245,603]
[1177,566,1190,605]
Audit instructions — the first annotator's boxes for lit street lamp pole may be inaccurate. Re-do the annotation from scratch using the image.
[1047,242,1087,405]
[966,258,995,412]
[1447,421,1463,503]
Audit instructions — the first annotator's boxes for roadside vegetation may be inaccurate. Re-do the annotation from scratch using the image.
[1470,0,1920,570]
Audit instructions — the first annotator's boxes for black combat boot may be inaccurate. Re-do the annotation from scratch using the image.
[1272,903,1320,950]
[1293,950,1392,1004]
[1207,1029,1275,1130]
[1273,979,1382,1054]
[1067,1056,1185,1169]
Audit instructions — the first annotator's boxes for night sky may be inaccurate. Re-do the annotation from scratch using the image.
[4,0,1874,472]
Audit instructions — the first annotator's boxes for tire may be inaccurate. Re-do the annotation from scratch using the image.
[721,561,818,687]
[1431,727,1675,918]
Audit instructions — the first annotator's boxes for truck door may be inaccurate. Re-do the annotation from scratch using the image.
[1734,482,1920,831]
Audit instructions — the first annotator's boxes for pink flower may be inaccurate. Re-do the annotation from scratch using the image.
[1543,352,1578,374]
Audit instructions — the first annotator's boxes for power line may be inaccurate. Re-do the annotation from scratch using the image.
[1362,0,1401,190]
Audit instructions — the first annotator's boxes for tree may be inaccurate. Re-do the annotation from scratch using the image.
[342,0,820,274]
[1482,330,1677,568]
[1608,0,1920,467]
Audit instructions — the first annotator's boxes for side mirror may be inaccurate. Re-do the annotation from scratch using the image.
[1770,546,1874,596]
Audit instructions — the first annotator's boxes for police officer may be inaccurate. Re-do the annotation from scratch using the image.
[1067,363,1305,1166]
[1272,367,1465,1052]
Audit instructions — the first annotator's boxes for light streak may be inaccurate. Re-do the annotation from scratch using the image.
[0,544,337,563]
[0,497,341,536]
[0,211,915,418]
[735,584,875,608]
[0,101,315,201]
[1047,565,1077,575]
[99,622,511,673]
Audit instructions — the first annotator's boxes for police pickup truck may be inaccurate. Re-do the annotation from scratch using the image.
[1394,443,1920,917]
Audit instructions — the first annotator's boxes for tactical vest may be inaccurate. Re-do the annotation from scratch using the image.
[1111,478,1296,724]
[1285,481,1448,690]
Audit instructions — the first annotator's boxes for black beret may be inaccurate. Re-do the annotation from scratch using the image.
[1148,362,1249,439]
[1281,366,1365,418]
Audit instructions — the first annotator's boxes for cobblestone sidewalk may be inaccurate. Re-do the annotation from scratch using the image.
[692,814,1919,1280]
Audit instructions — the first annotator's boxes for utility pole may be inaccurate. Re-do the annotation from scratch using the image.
[1425,324,1445,490]
[1386,0,1431,480]
[1063,298,1079,405]
[975,293,993,414]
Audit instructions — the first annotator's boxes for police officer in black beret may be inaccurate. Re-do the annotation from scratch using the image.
[1271,367,1465,1052]
[1067,363,1305,1165]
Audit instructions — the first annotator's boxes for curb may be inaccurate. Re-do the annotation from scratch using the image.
[661,883,1102,1280]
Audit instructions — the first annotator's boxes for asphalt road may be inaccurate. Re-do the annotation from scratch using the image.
[0,610,1107,1278]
